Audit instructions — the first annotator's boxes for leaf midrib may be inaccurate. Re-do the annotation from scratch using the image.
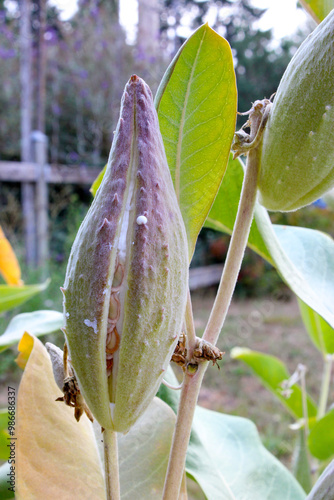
[175,28,207,202]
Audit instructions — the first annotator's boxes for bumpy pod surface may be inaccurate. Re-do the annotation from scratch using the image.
[62,76,188,432]
[258,10,334,211]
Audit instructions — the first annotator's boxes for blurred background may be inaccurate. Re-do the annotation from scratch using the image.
[1,0,334,477]
[1,0,329,303]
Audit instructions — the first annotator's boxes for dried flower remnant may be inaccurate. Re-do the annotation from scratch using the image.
[61,75,188,432]
[46,342,93,423]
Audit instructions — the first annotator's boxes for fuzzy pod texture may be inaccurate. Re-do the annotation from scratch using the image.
[62,76,188,432]
[258,10,334,212]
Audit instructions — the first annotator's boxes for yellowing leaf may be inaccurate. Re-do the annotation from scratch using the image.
[16,332,34,369]
[16,334,105,500]
[0,226,23,286]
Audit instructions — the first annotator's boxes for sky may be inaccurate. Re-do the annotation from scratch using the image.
[50,0,312,42]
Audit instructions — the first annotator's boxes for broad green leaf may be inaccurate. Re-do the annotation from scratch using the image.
[298,299,334,355]
[205,154,273,263]
[118,398,176,499]
[230,347,317,420]
[292,429,312,493]
[206,155,334,329]
[0,463,15,499]
[0,409,10,461]
[158,367,306,500]
[0,226,23,286]
[261,221,334,330]
[299,0,334,23]
[155,24,237,259]
[188,406,306,500]
[16,333,177,499]
[0,310,63,352]
[0,279,50,314]
[306,459,334,500]
[308,410,334,460]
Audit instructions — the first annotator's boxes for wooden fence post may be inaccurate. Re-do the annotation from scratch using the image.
[31,131,49,274]
[20,0,36,267]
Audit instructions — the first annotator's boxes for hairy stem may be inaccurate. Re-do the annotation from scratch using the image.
[103,429,120,500]
[185,288,197,357]
[163,148,261,498]
[203,148,261,346]
[318,354,333,419]
[162,363,206,500]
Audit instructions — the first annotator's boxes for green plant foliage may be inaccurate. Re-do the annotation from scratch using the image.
[298,299,334,355]
[0,310,63,352]
[90,165,106,197]
[155,24,237,259]
[206,155,334,329]
[0,280,50,314]
[230,347,317,420]
[292,429,313,494]
[158,368,306,500]
[118,398,177,499]
[299,0,334,23]
[308,410,334,460]
[0,463,14,499]
[259,222,334,330]
[0,409,10,461]
[205,154,273,263]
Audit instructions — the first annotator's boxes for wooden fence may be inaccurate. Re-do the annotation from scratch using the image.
[0,131,101,270]
[0,132,223,289]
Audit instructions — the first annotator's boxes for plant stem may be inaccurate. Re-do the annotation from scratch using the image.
[162,363,207,500]
[185,288,197,357]
[203,147,261,346]
[318,354,333,419]
[300,365,309,438]
[103,429,120,500]
[163,148,261,499]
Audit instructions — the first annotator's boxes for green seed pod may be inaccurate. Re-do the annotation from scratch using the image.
[62,76,188,432]
[258,10,334,211]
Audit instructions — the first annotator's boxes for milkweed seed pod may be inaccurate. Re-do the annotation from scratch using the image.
[258,10,334,211]
[61,75,188,432]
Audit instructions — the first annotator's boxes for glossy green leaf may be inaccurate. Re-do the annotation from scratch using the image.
[206,155,334,329]
[308,410,334,460]
[0,310,63,352]
[0,279,50,314]
[155,24,237,259]
[299,0,334,23]
[0,409,10,461]
[298,299,334,355]
[158,367,306,500]
[230,347,317,420]
[0,463,15,499]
